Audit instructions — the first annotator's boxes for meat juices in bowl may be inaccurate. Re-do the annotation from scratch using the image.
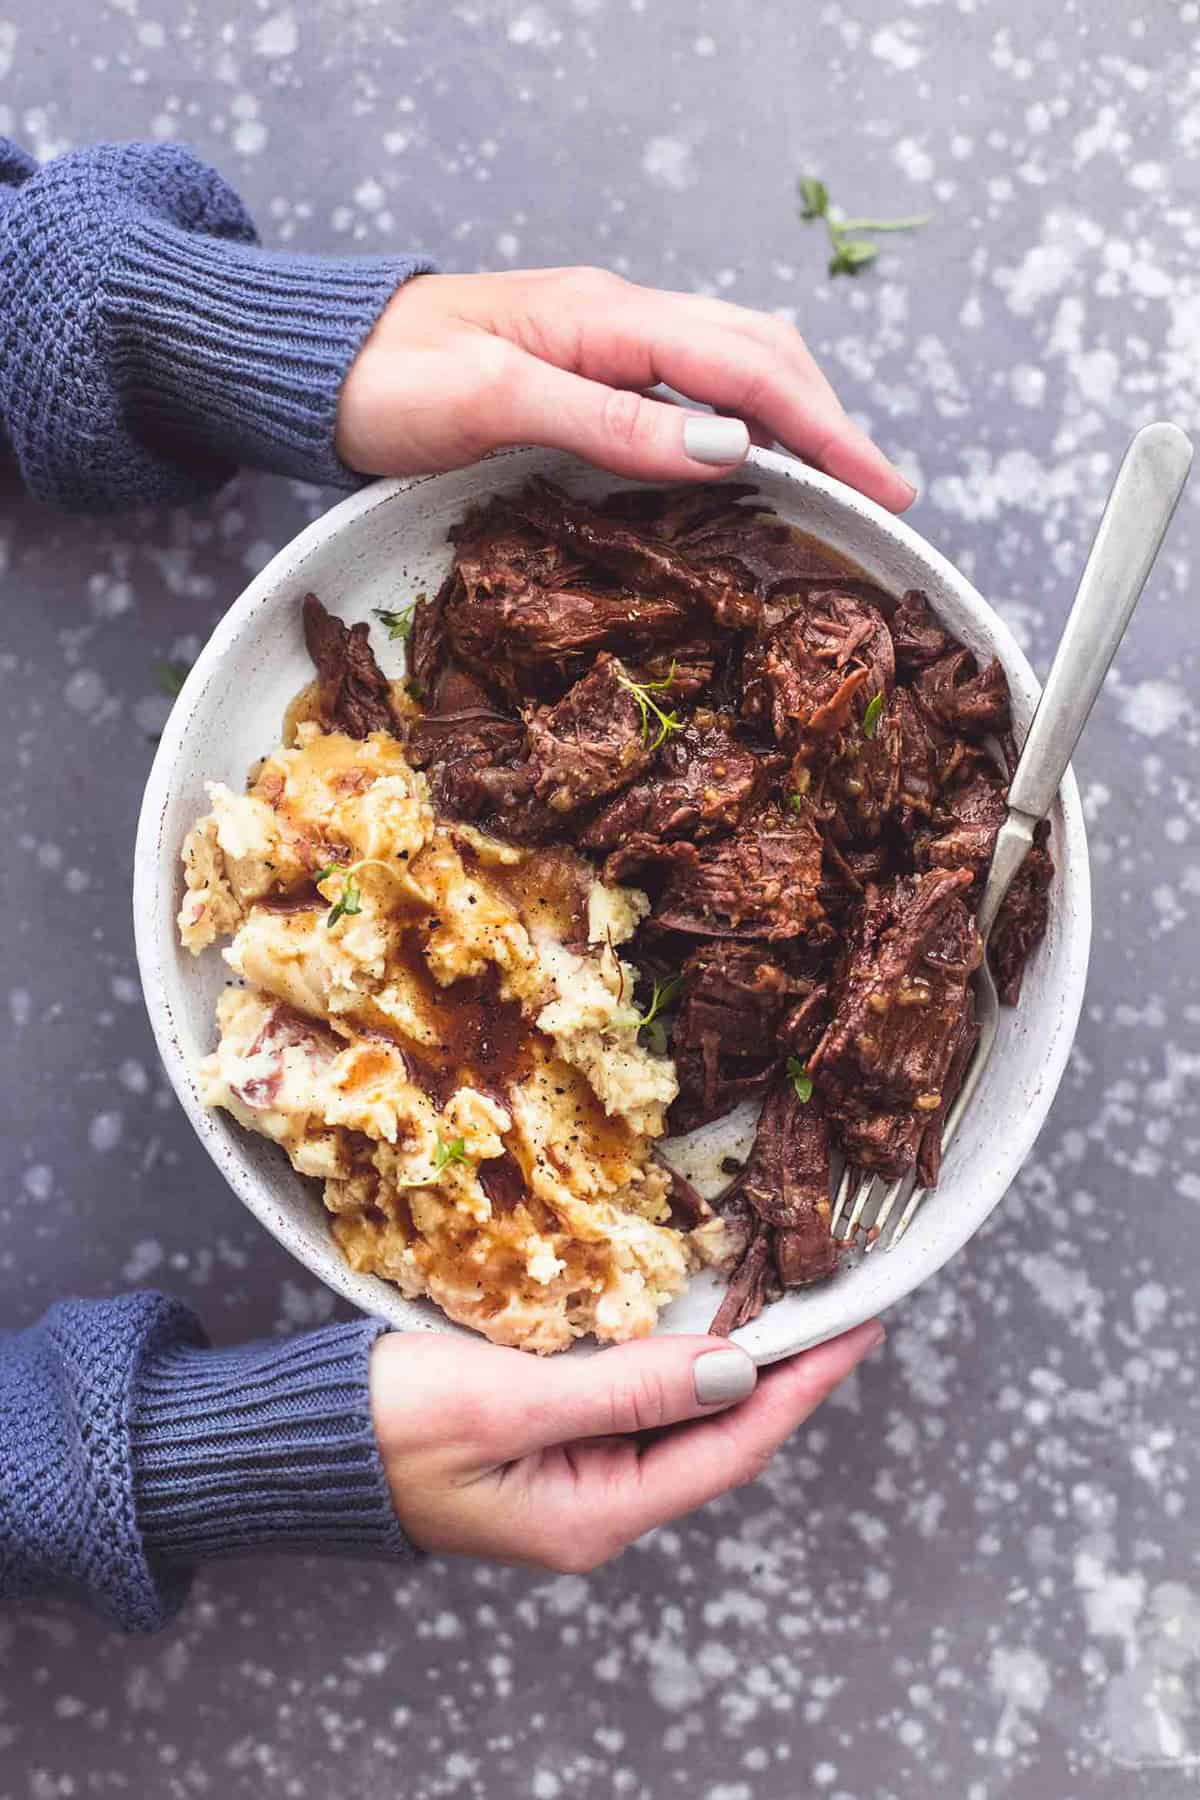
[172,472,1063,1354]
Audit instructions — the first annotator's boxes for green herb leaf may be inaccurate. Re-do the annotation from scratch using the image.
[432,1133,468,1171]
[312,861,345,885]
[325,872,363,928]
[800,179,928,280]
[155,659,191,698]
[786,1056,814,1104]
[405,677,425,703]
[616,661,684,752]
[373,601,421,643]
[798,177,829,221]
[636,974,683,1044]
[829,239,878,277]
[862,691,884,738]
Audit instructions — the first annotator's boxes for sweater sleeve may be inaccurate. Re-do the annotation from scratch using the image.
[0,1294,410,1635]
[0,138,435,512]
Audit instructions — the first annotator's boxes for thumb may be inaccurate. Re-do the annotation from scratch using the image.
[489,352,752,483]
[493,1335,759,1458]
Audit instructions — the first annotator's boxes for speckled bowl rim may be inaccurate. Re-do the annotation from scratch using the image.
[134,447,1091,1365]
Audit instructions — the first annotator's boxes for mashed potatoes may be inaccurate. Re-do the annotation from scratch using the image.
[180,719,726,1351]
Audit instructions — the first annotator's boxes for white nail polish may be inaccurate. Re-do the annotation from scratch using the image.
[694,1346,757,1406]
[683,416,750,466]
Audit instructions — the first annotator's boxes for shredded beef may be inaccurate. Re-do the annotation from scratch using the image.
[710,1078,838,1333]
[405,661,524,770]
[670,941,813,1129]
[654,1154,713,1230]
[506,478,761,631]
[302,593,400,739]
[809,868,983,1179]
[989,824,1053,1004]
[741,590,894,769]
[522,653,652,815]
[913,647,1011,741]
[890,589,953,673]
[653,799,825,941]
[710,1222,774,1336]
[919,747,1008,891]
[581,715,765,875]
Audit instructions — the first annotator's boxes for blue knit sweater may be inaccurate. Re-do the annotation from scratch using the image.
[0,138,437,1630]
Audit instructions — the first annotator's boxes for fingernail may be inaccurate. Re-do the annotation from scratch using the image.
[694,1346,758,1407]
[684,415,751,466]
[864,1322,886,1355]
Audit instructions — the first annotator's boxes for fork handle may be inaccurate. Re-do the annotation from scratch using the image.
[1006,421,1192,824]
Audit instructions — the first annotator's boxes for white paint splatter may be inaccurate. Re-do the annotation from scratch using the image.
[508,6,560,48]
[88,1111,123,1153]
[870,24,924,70]
[233,119,268,155]
[253,11,297,58]
[642,136,696,191]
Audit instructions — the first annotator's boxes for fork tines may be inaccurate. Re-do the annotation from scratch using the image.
[830,1163,922,1253]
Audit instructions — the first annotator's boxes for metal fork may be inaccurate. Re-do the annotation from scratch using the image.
[830,420,1194,1254]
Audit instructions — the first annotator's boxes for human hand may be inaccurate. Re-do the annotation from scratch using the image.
[336,269,914,510]
[369,1320,882,1572]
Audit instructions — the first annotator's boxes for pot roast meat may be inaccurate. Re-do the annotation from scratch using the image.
[741,591,894,763]
[918,747,1008,891]
[653,799,826,942]
[522,652,653,815]
[810,867,983,1180]
[445,569,696,698]
[417,654,656,841]
[914,986,979,1188]
[890,588,953,673]
[302,592,400,740]
[670,940,814,1129]
[408,568,456,696]
[913,646,1011,741]
[709,1077,839,1335]
[581,715,765,875]
[709,1222,774,1337]
[654,1154,713,1231]
[598,481,760,541]
[405,659,525,771]
[506,477,760,631]
[738,1077,836,1250]
[989,823,1053,1004]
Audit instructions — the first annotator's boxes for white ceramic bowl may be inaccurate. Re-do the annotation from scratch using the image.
[134,447,1090,1364]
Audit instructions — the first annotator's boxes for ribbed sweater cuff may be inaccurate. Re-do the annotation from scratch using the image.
[129,1320,413,1565]
[106,218,435,488]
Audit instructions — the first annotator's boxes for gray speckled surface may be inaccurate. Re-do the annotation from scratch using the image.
[2,2,1199,1795]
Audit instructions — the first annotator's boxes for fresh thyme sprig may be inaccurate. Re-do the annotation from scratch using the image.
[617,661,684,752]
[323,871,362,928]
[799,177,930,278]
[633,974,683,1056]
[373,597,425,643]
[313,854,408,927]
[432,1133,468,1171]
[391,1132,470,1190]
[786,1056,814,1103]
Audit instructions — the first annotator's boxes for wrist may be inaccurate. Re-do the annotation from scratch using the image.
[130,1319,413,1567]
[107,218,435,492]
